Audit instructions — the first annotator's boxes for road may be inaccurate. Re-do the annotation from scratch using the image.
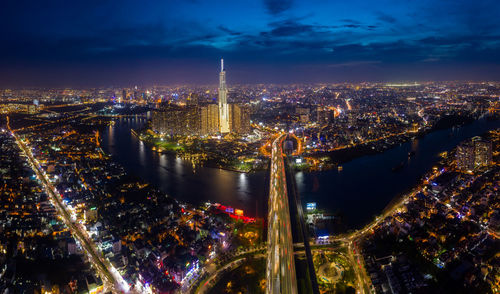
[9,128,132,293]
[266,134,298,294]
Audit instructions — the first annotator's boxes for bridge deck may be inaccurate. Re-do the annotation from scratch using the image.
[266,134,298,294]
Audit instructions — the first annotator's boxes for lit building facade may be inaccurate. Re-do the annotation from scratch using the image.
[152,106,200,136]
[456,137,492,171]
[229,103,251,134]
[200,103,220,135]
[151,60,251,136]
[473,138,492,167]
[218,59,230,133]
[456,141,475,171]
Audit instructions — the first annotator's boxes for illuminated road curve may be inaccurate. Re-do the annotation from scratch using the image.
[266,134,298,294]
[10,129,132,293]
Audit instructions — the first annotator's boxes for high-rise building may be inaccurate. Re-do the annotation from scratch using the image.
[150,60,250,137]
[230,104,251,134]
[122,89,127,103]
[456,141,475,171]
[152,106,200,136]
[473,138,492,167]
[200,104,219,135]
[218,59,230,133]
[456,137,492,171]
[152,102,250,137]
[185,106,201,135]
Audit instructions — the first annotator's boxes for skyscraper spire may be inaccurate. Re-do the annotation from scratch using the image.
[218,58,230,133]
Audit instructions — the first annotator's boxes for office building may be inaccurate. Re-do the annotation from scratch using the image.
[152,106,200,136]
[456,141,475,171]
[473,138,492,167]
[200,104,219,135]
[456,137,493,171]
[230,104,251,134]
[151,60,250,137]
[218,59,230,133]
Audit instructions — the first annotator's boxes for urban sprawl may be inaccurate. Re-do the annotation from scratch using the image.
[0,65,499,294]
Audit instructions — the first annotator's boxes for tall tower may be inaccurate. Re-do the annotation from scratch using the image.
[218,59,230,133]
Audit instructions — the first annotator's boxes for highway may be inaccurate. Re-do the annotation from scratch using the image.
[9,127,132,293]
[266,134,298,294]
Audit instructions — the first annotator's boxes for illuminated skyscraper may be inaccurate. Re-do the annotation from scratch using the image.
[218,59,230,133]
[201,104,219,135]
[456,137,493,171]
[152,106,200,136]
[456,141,475,171]
[230,104,251,134]
[473,138,492,167]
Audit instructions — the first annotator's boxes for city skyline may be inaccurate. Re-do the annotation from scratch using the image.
[1,1,499,293]
[1,0,500,87]
[1,79,499,293]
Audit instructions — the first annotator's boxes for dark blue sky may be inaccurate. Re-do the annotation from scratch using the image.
[1,0,499,87]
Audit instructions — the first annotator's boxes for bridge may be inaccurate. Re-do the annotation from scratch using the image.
[266,134,298,294]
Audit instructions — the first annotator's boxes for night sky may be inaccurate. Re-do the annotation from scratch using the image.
[1,0,499,87]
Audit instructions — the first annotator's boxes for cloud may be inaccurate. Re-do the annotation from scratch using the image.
[217,26,242,36]
[340,19,361,25]
[377,12,397,24]
[263,0,293,15]
[267,20,314,36]
[1,0,500,86]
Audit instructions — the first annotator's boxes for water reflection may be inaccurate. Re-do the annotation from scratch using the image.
[159,154,167,167]
[101,116,499,226]
[411,138,418,151]
[299,118,500,230]
[238,173,249,200]
[295,171,304,192]
[107,124,114,146]
[174,156,183,176]
[138,141,145,165]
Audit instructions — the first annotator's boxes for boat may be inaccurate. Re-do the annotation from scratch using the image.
[408,151,416,157]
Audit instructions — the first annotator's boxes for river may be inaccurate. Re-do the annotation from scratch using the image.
[101,115,268,218]
[101,115,499,231]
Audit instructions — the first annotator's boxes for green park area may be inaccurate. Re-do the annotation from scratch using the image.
[138,130,186,152]
[313,248,356,294]
[230,159,254,173]
[207,257,266,294]
[231,219,264,249]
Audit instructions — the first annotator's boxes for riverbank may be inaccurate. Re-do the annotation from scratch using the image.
[295,116,500,232]
[132,127,267,173]
[307,114,493,168]
[131,114,496,175]
[101,115,499,224]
